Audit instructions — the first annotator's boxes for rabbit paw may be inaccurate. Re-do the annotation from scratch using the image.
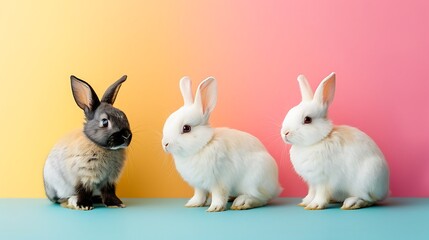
[185,197,207,207]
[298,195,314,207]
[304,200,327,210]
[106,204,126,208]
[231,195,264,210]
[207,203,226,212]
[76,204,94,211]
[298,197,312,207]
[299,189,315,207]
[103,196,126,208]
[341,197,372,210]
[61,196,94,211]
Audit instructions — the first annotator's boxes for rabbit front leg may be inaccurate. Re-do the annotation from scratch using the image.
[185,188,208,207]
[304,185,329,210]
[61,183,94,210]
[207,186,228,212]
[76,183,95,210]
[298,185,315,207]
[101,183,125,208]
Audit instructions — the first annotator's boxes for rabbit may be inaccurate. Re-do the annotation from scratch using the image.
[162,76,282,212]
[280,72,389,210]
[43,75,132,210]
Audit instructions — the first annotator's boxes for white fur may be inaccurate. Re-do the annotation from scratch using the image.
[163,77,282,212]
[281,73,389,210]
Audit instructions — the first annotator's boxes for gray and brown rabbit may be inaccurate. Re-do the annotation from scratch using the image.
[43,75,132,210]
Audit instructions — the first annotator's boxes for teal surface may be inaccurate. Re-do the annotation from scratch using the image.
[0,198,427,240]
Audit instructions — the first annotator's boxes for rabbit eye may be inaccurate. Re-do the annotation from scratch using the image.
[303,116,312,124]
[182,125,192,133]
[101,118,109,128]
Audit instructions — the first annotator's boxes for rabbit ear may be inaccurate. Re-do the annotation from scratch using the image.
[180,76,193,106]
[313,72,336,107]
[71,75,100,117]
[101,75,127,104]
[194,77,217,117]
[297,74,313,102]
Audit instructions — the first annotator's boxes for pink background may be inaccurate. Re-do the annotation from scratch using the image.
[193,0,429,197]
[1,0,428,197]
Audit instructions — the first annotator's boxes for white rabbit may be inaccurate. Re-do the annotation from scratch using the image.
[281,72,389,210]
[162,76,282,212]
[43,75,132,210]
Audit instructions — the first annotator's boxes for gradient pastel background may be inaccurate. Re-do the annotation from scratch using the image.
[0,0,428,198]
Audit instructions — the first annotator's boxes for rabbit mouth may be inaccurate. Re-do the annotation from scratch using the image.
[108,143,129,150]
[106,129,132,149]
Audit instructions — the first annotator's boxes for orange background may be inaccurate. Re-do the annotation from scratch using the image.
[1,1,428,198]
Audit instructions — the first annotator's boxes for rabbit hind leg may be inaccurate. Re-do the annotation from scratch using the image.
[230,195,266,210]
[341,196,373,210]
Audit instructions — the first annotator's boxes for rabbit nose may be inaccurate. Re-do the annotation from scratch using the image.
[123,129,130,137]
[121,129,132,141]
[162,141,170,152]
[161,139,169,148]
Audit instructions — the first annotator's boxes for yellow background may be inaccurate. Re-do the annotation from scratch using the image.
[2,1,290,198]
[0,1,203,198]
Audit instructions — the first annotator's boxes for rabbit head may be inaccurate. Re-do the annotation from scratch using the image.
[162,76,217,157]
[71,75,132,150]
[281,72,336,146]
